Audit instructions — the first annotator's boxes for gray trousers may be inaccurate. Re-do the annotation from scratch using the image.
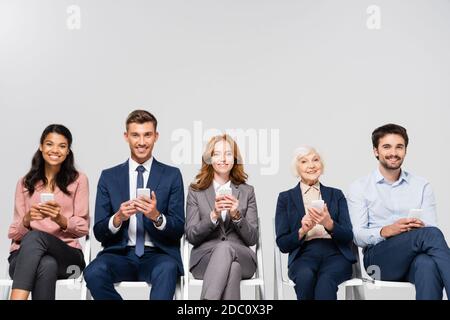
[8,230,85,300]
[190,241,256,300]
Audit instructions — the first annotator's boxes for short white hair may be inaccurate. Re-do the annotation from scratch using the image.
[291,146,324,177]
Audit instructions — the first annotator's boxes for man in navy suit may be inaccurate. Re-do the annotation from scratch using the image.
[84,110,185,300]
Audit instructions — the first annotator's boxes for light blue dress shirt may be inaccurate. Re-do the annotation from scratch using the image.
[348,168,437,248]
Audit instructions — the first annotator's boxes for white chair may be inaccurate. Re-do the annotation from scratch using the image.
[273,220,365,300]
[183,218,266,300]
[356,246,415,291]
[0,234,91,300]
[111,277,183,300]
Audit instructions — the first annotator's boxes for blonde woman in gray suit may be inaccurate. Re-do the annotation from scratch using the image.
[185,134,258,300]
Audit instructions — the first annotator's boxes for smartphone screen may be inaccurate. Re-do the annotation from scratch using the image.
[136,188,151,198]
[40,193,54,203]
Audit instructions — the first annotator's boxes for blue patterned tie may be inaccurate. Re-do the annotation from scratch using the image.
[135,165,145,257]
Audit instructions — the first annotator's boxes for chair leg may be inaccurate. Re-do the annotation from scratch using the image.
[345,285,365,300]
[273,246,284,300]
[183,276,189,301]
[175,282,182,300]
[80,280,88,300]
[85,287,92,300]
[273,267,278,300]
[345,285,354,300]
[353,284,366,300]
[5,286,11,300]
[1,286,11,300]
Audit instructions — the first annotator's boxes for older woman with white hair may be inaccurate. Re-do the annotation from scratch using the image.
[275,146,356,300]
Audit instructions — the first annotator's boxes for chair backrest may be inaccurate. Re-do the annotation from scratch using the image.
[272,218,290,284]
[352,243,365,279]
[355,245,383,282]
[254,218,264,281]
[82,233,91,271]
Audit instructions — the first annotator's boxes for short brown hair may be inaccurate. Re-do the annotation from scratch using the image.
[126,110,158,131]
[372,123,408,148]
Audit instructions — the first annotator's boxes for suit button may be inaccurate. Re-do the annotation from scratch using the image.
[221,237,226,241]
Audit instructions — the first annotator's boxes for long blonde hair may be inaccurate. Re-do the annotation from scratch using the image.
[190,134,248,191]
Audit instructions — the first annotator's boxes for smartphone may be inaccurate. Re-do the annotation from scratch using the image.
[136,188,151,198]
[40,193,54,203]
[217,187,232,197]
[310,200,325,211]
[408,208,423,219]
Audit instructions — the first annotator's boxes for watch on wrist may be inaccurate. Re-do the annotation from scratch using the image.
[154,214,163,226]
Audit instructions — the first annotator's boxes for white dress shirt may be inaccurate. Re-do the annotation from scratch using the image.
[108,157,166,247]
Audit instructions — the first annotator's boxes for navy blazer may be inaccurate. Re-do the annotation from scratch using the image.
[275,183,356,268]
[93,158,185,275]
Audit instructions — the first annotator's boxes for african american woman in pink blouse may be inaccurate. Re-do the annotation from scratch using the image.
[7,124,89,300]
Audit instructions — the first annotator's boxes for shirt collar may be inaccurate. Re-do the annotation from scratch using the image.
[374,167,410,185]
[129,157,153,174]
[300,181,320,195]
[213,180,231,192]
[398,169,410,184]
[374,168,385,183]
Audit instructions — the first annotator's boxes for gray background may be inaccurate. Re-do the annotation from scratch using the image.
[0,0,449,299]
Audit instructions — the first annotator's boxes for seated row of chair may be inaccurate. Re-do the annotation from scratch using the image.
[0,226,415,300]
[3,111,449,300]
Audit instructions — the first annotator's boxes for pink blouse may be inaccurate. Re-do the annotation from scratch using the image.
[8,173,90,252]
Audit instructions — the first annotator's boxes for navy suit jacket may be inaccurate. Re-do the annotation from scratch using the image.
[93,158,185,275]
[275,183,356,268]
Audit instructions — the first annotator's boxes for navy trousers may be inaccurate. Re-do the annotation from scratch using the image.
[364,226,450,300]
[288,239,353,300]
[84,246,178,300]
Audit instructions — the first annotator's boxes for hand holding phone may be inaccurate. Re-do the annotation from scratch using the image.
[136,188,151,199]
[217,187,232,197]
[134,188,152,218]
[215,187,233,217]
[408,208,423,220]
[40,193,54,204]
[310,200,325,212]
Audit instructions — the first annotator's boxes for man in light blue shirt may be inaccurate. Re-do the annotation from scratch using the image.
[348,123,450,300]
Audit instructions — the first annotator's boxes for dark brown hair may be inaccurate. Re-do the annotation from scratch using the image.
[24,124,79,196]
[372,123,409,148]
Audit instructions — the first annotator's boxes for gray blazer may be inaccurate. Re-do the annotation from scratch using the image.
[185,182,259,270]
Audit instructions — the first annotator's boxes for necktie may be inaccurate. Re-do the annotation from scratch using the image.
[135,165,145,257]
